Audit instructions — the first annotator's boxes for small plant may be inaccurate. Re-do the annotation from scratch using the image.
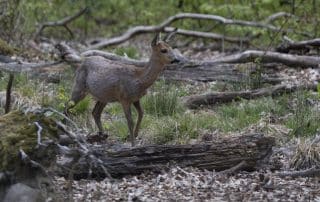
[286,90,320,137]
[142,81,183,117]
[290,137,320,170]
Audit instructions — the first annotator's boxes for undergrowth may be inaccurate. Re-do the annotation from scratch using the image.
[0,74,319,145]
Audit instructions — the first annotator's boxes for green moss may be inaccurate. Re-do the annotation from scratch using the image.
[0,111,59,171]
[0,38,15,55]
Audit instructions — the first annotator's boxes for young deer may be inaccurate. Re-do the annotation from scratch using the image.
[65,31,180,146]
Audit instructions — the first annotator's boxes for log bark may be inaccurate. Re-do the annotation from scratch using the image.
[183,83,318,109]
[58,133,275,179]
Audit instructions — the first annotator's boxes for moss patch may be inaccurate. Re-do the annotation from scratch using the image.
[0,111,59,171]
[0,38,15,55]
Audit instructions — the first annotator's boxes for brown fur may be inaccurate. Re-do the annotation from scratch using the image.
[65,34,180,146]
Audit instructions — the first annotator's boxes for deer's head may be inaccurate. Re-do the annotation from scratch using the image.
[151,29,180,65]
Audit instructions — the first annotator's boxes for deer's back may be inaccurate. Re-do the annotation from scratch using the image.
[81,56,145,103]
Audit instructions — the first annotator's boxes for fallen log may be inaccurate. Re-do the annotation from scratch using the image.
[183,83,318,109]
[58,133,275,179]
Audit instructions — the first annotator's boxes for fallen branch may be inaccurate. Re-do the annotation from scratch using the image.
[276,167,320,178]
[88,12,294,50]
[265,12,295,24]
[34,7,88,39]
[183,83,318,109]
[0,61,62,73]
[4,73,13,114]
[202,50,320,68]
[276,38,320,53]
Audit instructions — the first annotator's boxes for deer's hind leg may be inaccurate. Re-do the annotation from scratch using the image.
[92,101,107,136]
[64,69,88,117]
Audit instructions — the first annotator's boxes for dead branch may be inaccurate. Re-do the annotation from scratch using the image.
[265,12,295,23]
[202,50,320,68]
[276,38,320,53]
[4,73,13,113]
[88,12,294,50]
[34,7,88,39]
[0,61,62,73]
[276,167,320,178]
[81,50,146,67]
[183,83,318,109]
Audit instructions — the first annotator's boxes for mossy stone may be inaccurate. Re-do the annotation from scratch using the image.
[0,111,60,171]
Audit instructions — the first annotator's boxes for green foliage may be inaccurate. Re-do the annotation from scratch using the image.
[285,91,320,137]
[215,97,287,132]
[142,81,183,117]
[1,0,318,46]
[0,38,15,55]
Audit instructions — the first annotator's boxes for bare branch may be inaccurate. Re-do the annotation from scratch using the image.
[276,167,320,178]
[265,12,295,23]
[88,12,294,50]
[276,38,320,53]
[4,73,13,114]
[34,122,44,147]
[202,50,320,68]
[0,61,62,73]
[34,7,88,39]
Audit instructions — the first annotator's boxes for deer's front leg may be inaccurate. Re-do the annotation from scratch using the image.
[133,100,143,138]
[122,102,135,146]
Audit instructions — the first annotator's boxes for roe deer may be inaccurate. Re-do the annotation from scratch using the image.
[65,31,180,146]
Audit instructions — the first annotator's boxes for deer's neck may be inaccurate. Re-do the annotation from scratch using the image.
[138,54,165,90]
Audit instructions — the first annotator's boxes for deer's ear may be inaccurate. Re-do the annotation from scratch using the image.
[151,32,160,47]
[163,27,178,42]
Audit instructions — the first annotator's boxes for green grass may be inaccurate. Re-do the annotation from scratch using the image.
[142,80,184,117]
[285,91,320,137]
[1,71,318,145]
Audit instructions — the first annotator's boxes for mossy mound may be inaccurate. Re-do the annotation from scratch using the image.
[0,111,60,171]
[0,38,15,55]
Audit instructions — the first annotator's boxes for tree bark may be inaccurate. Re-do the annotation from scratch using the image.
[58,133,275,179]
[183,83,318,109]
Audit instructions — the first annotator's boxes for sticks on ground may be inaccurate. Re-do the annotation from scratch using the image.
[276,167,320,178]
[183,83,318,109]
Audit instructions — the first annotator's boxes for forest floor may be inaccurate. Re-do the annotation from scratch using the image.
[1,37,320,201]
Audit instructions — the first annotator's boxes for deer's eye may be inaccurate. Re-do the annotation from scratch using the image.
[160,49,168,53]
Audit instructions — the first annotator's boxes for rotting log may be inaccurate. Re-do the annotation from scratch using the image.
[58,133,275,179]
[183,83,318,109]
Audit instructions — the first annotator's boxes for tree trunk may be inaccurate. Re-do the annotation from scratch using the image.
[58,133,275,179]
